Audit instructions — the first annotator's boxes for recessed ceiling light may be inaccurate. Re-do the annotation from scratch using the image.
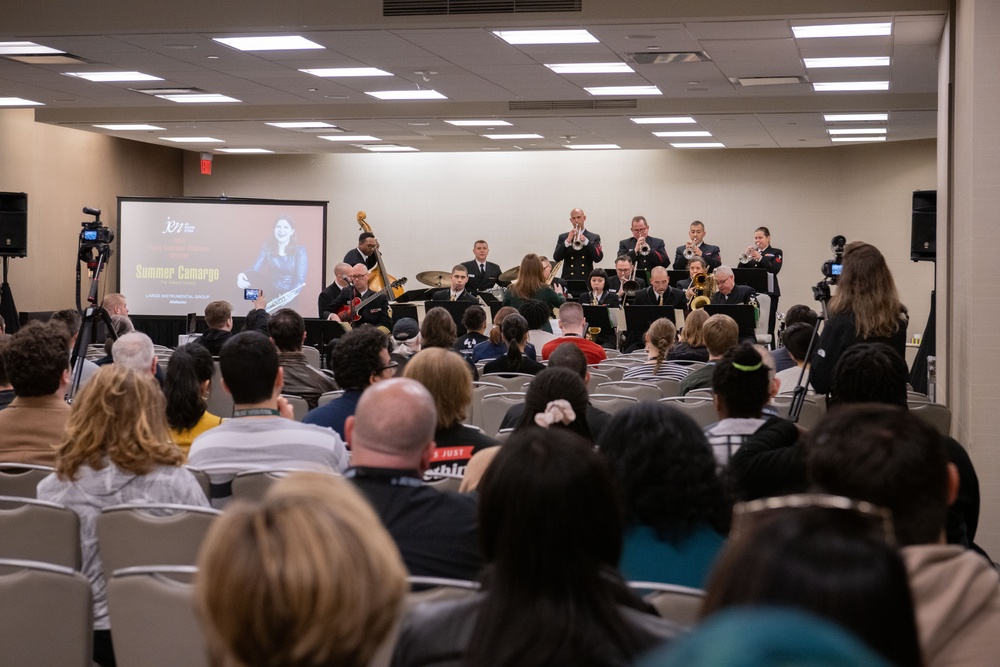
[484,134,543,140]
[212,36,324,51]
[65,71,164,82]
[156,93,242,103]
[828,128,887,135]
[813,81,889,92]
[445,120,512,127]
[653,131,712,137]
[319,135,380,142]
[671,142,726,148]
[0,97,43,106]
[93,124,165,131]
[492,29,598,45]
[585,86,661,96]
[804,57,891,68]
[365,90,447,100]
[792,23,892,39]
[266,121,337,129]
[362,145,419,152]
[160,137,225,143]
[545,63,634,74]
[217,148,274,153]
[824,113,889,122]
[630,117,696,124]
[300,67,392,77]
[0,41,64,55]
[831,136,887,142]
[565,144,620,150]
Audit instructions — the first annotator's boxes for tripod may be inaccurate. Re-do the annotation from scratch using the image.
[787,279,832,423]
[69,209,117,400]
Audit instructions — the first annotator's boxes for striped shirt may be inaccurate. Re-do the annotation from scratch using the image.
[623,360,691,383]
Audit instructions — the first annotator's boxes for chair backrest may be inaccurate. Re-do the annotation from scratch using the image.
[0,463,55,499]
[0,559,93,667]
[479,392,526,437]
[107,565,209,667]
[480,373,536,392]
[754,293,772,345]
[230,469,341,503]
[595,381,662,402]
[0,497,81,569]
[685,387,714,399]
[586,371,611,393]
[588,393,640,415]
[653,377,682,398]
[281,394,309,421]
[184,467,212,501]
[590,364,626,381]
[302,345,322,369]
[95,504,221,582]
[658,397,719,428]
[771,397,825,430]
[205,361,233,418]
[317,389,345,407]
[468,382,505,428]
[629,581,706,627]
[910,401,952,436]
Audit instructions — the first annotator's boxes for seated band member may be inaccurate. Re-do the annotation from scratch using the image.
[432,265,479,303]
[584,268,620,307]
[617,215,669,275]
[540,255,568,298]
[461,240,502,292]
[344,232,380,270]
[553,207,603,284]
[606,255,647,297]
[677,256,708,293]
[710,265,758,343]
[674,220,722,272]
[318,262,353,320]
[328,264,392,335]
[634,267,686,308]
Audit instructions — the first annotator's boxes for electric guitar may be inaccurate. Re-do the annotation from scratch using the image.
[336,277,407,322]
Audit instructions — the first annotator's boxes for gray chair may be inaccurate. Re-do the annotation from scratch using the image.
[184,467,212,501]
[317,389,345,407]
[771,396,825,430]
[910,401,952,436]
[231,468,341,503]
[480,373,536,392]
[107,565,209,667]
[629,581,706,627]
[302,345,322,369]
[586,371,611,393]
[479,392,526,437]
[95,503,221,581]
[205,360,234,418]
[281,394,309,421]
[653,377,683,398]
[658,396,719,428]
[0,496,81,569]
[425,474,463,493]
[595,381,662,402]
[468,381,505,428]
[0,463,55,498]
[588,393,640,415]
[590,364,627,381]
[0,558,93,667]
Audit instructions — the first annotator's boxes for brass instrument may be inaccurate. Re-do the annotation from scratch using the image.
[683,243,696,260]
[546,260,563,286]
[738,243,759,264]
[571,225,585,250]
[620,262,640,306]
[636,237,651,256]
[586,326,602,342]
[689,272,716,310]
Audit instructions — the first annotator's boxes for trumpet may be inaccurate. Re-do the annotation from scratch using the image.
[571,225,585,251]
[683,243,696,260]
[738,243,759,264]
[636,237,651,256]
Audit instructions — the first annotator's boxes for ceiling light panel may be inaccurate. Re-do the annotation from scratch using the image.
[319,135,380,142]
[827,128,887,134]
[362,145,419,152]
[630,117,697,124]
[0,41,64,55]
[160,137,224,143]
[804,57,890,68]
[484,134,543,140]
[64,71,163,82]
[157,94,242,103]
[671,142,725,148]
[213,36,325,51]
[0,97,43,106]
[365,90,447,100]
[585,86,661,96]
[545,63,634,74]
[813,81,889,92]
[653,131,712,137]
[266,121,337,129]
[792,23,892,39]
[492,30,598,45]
[565,144,620,150]
[300,67,392,77]
[218,148,274,153]
[445,120,512,127]
[831,136,887,142]
[824,113,889,122]
[93,124,165,131]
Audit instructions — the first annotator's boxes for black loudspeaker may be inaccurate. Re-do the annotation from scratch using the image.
[910,189,936,262]
[0,192,27,258]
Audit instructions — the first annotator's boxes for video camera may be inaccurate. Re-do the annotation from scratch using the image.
[814,235,846,303]
[78,207,114,265]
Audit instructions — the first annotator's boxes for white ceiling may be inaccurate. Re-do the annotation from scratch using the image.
[1,0,946,153]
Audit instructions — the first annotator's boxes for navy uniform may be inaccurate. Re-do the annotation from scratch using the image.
[618,236,670,274]
[553,230,603,282]
[317,280,347,319]
[583,291,620,308]
[738,245,783,337]
[461,260,502,292]
[673,243,722,272]
[711,285,758,343]
[634,285,687,309]
[344,247,378,271]
[606,275,647,297]
[431,289,479,303]
[329,286,392,334]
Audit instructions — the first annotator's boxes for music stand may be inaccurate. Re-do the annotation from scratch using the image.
[564,279,588,298]
[429,300,476,335]
[732,268,773,294]
[623,305,676,340]
[581,305,617,350]
[668,269,689,286]
[390,303,419,325]
[394,287,434,303]
[703,304,757,341]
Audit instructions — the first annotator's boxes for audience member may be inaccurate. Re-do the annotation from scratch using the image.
[805,405,1000,666]
[389,317,421,376]
[345,378,484,580]
[0,337,12,410]
[391,427,680,667]
[196,300,234,356]
[196,473,407,667]
[50,308,100,386]
[599,403,729,588]
[422,306,479,379]
[241,306,270,335]
[454,305,489,361]
[100,293,128,317]
[164,343,222,456]
[188,332,349,506]
[541,302,607,364]
[519,299,558,356]
[483,313,544,376]
[770,304,817,372]
[111,331,158,375]
[513,367,591,441]
[678,314,739,395]
[95,315,134,366]
[472,306,536,363]
[774,322,813,393]
[303,326,393,439]
[38,366,209,667]
[0,321,72,465]
[623,318,689,382]
[667,308,709,362]
[267,307,336,409]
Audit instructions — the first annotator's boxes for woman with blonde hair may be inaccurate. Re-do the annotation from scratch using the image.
[624,318,690,382]
[668,308,710,362]
[38,365,209,667]
[197,473,408,667]
[810,241,908,394]
[404,347,497,477]
[502,254,565,329]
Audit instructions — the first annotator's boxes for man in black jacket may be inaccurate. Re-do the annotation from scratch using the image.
[461,240,502,293]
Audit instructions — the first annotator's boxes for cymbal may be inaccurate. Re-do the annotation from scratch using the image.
[498,266,519,284]
[416,270,450,288]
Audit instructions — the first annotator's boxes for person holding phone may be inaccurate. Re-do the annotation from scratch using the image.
[237,216,308,312]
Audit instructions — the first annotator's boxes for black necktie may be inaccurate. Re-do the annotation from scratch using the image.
[480,263,485,274]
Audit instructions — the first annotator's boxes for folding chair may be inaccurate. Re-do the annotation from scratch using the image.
[588,394,640,415]
[629,581,706,627]
[0,463,55,499]
[595,381,662,402]
[317,389,345,407]
[280,394,309,421]
[0,496,81,569]
[479,392,526,437]
[658,396,719,428]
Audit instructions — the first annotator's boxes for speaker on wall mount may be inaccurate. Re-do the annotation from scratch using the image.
[0,192,27,258]
[910,189,936,263]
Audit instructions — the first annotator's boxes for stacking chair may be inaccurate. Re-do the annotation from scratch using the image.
[0,558,93,667]
[0,463,55,498]
[653,377,683,398]
[479,372,536,392]
[0,496,81,569]
[588,394,640,415]
[590,363,627,382]
[184,467,212,501]
[586,372,611,393]
[468,381,505,428]
[302,345,322,369]
[205,361,233,418]
[107,565,209,667]
[479,392,525,437]
[659,396,719,428]
[754,293,773,346]
[595,381,662,403]
[95,504,221,581]
[629,581,706,627]
[910,402,952,436]
[771,396,825,430]
[280,394,309,421]
[317,389,345,407]
[231,468,341,502]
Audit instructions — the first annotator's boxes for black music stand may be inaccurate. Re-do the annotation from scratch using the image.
[565,279,588,298]
[394,287,434,303]
[622,305,676,352]
[390,303,419,325]
[429,300,477,336]
[703,304,757,342]
[581,305,617,350]
[732,268,774,294]
[668,269,689,286]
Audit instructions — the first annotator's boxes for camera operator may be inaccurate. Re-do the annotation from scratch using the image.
[809,241,909,394]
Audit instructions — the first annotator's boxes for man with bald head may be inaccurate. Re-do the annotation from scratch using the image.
[345,378,483,580]
[327,263,392,334]
[553,207,603,287]
[317,261,354,320]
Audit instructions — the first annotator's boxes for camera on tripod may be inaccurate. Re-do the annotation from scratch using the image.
[814,235,846,303]
[78,207,113,264]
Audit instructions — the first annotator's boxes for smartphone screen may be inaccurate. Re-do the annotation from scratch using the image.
[244,288,260,300]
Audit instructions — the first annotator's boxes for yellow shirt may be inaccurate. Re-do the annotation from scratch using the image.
[170,411,223,458]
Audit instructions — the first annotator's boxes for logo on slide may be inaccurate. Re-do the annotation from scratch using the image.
[162,217,196,234]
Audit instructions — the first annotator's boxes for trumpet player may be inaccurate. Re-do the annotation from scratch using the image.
[673,220,722,272]
[553,207,604,288]
[737,226,783,336]
[617,215,669,275]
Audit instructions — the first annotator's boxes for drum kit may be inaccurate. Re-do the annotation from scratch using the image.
[415,266,519,300]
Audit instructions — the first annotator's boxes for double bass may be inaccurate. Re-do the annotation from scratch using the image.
[356,211,406,300]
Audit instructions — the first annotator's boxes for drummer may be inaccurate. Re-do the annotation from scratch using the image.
[461,240,502,292]
[431,265,480,302]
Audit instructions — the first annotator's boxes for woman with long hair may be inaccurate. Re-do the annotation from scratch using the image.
[164,343,223,456]
[237,215,308,310]
[502,254,565,330]
[483,313,544,376]
[514,367,591,441]
[391,427,680,667]
[471,306,537,362]
[810,241,908,394]
[623,318,689,382]
[667,308,709,362]
[598,403,730,588]
[38,365,209,666]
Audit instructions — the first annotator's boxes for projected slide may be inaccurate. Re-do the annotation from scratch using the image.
[118,198,327,317]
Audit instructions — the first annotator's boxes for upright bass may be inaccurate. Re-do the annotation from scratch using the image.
[356,211,406,300]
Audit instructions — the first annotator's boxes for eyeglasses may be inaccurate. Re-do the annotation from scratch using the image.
[350,274,369,279]
[376,361,398,374]
[731,493,895,544]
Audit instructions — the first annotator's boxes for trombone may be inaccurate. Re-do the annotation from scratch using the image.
[619,262,640,307]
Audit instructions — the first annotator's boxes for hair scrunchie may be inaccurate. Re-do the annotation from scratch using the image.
[534,399,577,428]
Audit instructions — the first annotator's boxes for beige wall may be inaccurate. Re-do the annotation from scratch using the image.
[0,109,183,312]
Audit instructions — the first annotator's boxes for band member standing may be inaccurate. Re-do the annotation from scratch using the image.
[605,255,647,296]
[673,220,722,272]
[318,262,353,320]
[461,240,502,292]
[344,232,380,270]
[328,264,392,335]
[432,265,479,303]
[737,226,783,336]
[617,215,669,276]
[553,208,603,285]
[584,269,620,307]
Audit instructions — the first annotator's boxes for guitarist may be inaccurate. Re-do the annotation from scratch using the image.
[328,264,393,335]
